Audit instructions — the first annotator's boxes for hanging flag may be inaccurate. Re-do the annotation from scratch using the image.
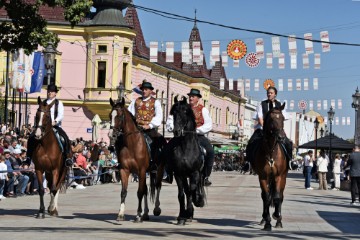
[24,52,34,93]
[11,50,19,89]
[278,79,283,91]
[255,38,264,59]
[338,99,342,109]
[288,35,297,55]
[314,53,321,69]
[304,33,314,54]
[192,41,201,64]
[211,41,220,63]
[290,55,297,69]
[271,37,281,57]
[166,42,174,63]
[331,99,336,109]
[304,78,309,90]
[303,54,309,69]
[342,117,346,126]
[150,42,158,62]
[254,79,259,91]
[347,117,351,125]
[335,117,339,126]
[221,51,228,67]
[199,50,204,66]
[266,53,273,69]
[279,53,285,69]
[296,79,301,91]
[324,116,328,125]
[238,79,244,92]
[313,78,318,90]
[220,78,225,90]
[229,78,233,90]
[317,100,321,110]
[309,100,314,110]
[233,59,240,68]
[30,51,45,94]
[288,79,293,91]
[290,100,294,110]
[323,100,328,110]
[320,31,331,52]
[245,79,251,92]
[181,42,191,63]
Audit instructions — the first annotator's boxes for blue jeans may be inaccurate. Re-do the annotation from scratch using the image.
[16,175,30,194]
[304,166,313,188]
[0,179,5,195]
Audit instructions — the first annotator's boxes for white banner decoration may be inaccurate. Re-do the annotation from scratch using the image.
[221,51,228,67]
[254,79,259,91]
[342,117,346,126]
[347,117,351,125]
[279,53,285,69]
[313,78,318,90]
[181,42,191,63]
[288,79,293,91]
[278,79,283,91]
[296,79,301,91]
[238,79,244,92]
[290,55,297,69]
[192,41,201,64]
[266,53,273,69]
[324,116,328,125]
[304,78,309,90]
[11,50,19,89]
[323,100,328,110]
[317,100,321,110]
[303,54,309,69]
[335,117,339,126]
[211,41,220,62]
[166,42,174,62]
[309,100,314,110]
[304,33,314,54]
[255,38,264,59]
[233,59,240,68]
[150,42,158,62]
[24,52,34,92]
[245,53,260,68]
[272,37,281,57]
[331,99,336,109]
[314,53,321,69]
[290,100,294,110]
[338,99,342,109]
[288,35,297,55]
[229,78,233,90]
[245,79,251,92]
[320,31,331,52]
[220,78,225,90]
[199,50,204,66]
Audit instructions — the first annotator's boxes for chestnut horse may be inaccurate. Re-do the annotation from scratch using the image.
[30,97,68,218]
[252,103,288,231]
[109,97,165,222]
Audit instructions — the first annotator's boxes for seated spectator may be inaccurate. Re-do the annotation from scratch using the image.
[0,155,7,200]
[9,148,29,196]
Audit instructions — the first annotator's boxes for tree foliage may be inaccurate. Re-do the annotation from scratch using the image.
[0,0,93,54]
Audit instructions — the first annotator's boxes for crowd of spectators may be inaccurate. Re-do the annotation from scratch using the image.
[212,151,249,173]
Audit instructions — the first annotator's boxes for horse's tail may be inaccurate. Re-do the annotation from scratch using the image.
[269,172,275,207]
[149,170,156,203]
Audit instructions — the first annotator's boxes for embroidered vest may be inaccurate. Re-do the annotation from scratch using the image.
[135,97,156,126]
[192,104,204,128]
[261,100,281,117]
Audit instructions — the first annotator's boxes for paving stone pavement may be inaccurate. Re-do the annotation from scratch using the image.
[1,171,360,239]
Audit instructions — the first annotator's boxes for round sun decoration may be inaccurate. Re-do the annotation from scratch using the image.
[245,52,260,68]
[263,79,275,90]
[227,40,247,60]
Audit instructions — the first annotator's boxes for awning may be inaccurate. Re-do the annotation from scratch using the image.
[298,134,354,151]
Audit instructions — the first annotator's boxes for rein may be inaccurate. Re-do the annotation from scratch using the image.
[264,130,285,168]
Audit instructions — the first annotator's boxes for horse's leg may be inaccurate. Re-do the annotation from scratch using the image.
[48,169,59,216]
[175,175,186,225]
[135,169,148,222]
[35,170,45,219]
[192,170,205,208]
[184,176,194,222]
[153,162,165,216]
[117,169,129,221]
[273,174,287,228]
[259,179,272,231]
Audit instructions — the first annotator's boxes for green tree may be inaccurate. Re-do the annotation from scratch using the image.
[0,0,93,54]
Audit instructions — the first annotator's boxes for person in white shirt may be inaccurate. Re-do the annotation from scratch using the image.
[0,155,8,199]
[165,88,214,186]
[317,149,329,190]
[304,150,314,190]
[333,154,342,190]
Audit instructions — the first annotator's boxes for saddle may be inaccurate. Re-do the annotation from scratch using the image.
[53,127,72,167]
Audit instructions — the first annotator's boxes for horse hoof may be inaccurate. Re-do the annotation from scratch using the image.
[177,219,186,225]
[49,209,58,217]
[262,223,272,231]
[272,213,281,221]
[153,208,161,216]
[134,216,143,223]
[36,213,45,219]
[185,217,193,223]
[275,222,283,228]
[116,215,125,221]
[142,214,150,221]
[259,219,265,225]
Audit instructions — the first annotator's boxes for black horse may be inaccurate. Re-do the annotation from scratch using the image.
[165,96,205,225]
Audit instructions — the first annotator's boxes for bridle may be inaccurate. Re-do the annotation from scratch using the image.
[173,104,196,138]
[34,107,51,140]
[110,106,141,138]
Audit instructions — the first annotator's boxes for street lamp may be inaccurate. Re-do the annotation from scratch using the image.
[314,117,320,158]
[320,127,324,138]
[327,106,335,164]
[43,42,57,85]
[117,84,125,100]
[352,87,360,145]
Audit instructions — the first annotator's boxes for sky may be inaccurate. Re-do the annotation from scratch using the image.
[133,0,360,140]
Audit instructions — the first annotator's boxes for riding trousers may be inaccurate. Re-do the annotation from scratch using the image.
[198,135,215,178]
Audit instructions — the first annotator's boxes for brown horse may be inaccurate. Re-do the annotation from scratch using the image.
[109,97,165,222]
[252,103,288,231]
[30,97,68,218]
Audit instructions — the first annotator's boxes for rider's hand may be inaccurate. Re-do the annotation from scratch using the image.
[143,124,150,130]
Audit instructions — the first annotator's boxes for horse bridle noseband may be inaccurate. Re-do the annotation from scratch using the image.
[110,107,141,138]
[34,108,51,139]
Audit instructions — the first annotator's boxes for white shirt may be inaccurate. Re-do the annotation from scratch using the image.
[46,98,64,126]
[253,100,289,130]
[304,154,313,167]
[333,158,342,173]
[0,162,7,180]
[166,106,212,135]
[128,96,163,129]
[317,155,329,172]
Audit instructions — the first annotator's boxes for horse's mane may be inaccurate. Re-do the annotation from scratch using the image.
[170,100,197,131]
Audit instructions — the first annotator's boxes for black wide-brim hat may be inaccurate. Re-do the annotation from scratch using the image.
[140,82,154,90]
[47,84,59,92]
[187,88,202,98]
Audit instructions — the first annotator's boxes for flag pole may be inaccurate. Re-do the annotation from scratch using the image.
[4,51,9,125]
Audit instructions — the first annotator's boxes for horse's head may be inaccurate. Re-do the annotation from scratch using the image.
[170,96,196,137]
[34,96,55,140]
[263,102,286,140]
[109,97,126,132]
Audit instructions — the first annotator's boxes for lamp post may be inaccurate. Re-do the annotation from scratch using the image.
[43,42,57,85]
[117,84,125,100]
[320,127,324,138]
[352,87,360,145]
[327,106,335,164]
[314,117,320,158]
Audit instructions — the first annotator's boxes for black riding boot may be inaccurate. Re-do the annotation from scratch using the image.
[284,138,293,170]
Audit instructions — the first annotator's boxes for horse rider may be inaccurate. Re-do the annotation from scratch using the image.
[27,84,73,166]
[127,81,164,171]
[245,86,293,169]
[165,88,215,186]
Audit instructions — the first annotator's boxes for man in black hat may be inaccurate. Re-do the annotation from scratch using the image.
[128,81,165,170]
[165,88,214,186]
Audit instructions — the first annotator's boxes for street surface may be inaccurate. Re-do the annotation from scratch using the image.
[0,171,359,239]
